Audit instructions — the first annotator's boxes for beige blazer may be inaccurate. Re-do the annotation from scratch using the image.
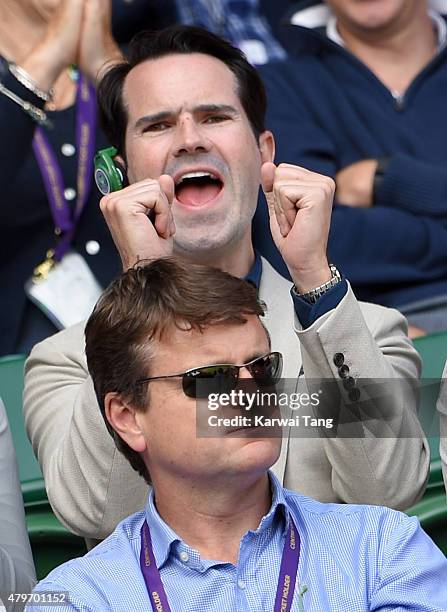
[23,258,429,540]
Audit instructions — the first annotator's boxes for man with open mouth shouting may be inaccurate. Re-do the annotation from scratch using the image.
[24,26,428,546]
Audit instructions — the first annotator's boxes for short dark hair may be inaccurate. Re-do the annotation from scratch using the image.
[85,257,266,484]
[97,25,267,155]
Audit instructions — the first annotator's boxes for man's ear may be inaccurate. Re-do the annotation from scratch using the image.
[114,153,126,169]
[259,130,275,164]
[105,392,146,453]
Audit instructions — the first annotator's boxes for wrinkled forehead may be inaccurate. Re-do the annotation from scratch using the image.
[122,53,243,119]
[148,316,270,371]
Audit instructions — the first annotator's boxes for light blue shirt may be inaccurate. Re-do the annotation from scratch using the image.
[28,473,447,611]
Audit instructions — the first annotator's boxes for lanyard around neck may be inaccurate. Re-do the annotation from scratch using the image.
[140,515,301,612]
[32,73,97,261]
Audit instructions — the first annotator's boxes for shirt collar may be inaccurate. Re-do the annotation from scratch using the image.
[258,471,290,536]
[144,470,289,570]
[244,250,263,289]
[145,491,180,569]
[327,9,447,53]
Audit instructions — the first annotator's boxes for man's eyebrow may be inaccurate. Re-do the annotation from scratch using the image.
[133,104,238,131]
[194,104,238,115]
[134,111,173,131]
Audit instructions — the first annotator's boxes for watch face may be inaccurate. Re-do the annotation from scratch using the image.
[95,168,111,195]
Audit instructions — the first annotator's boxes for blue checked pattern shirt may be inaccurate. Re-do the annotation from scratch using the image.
[175,0,286,64]
[29,473,447,611]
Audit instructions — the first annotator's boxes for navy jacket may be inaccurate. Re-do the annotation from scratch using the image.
[254,1,447,309]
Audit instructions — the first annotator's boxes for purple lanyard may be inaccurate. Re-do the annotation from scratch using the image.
[140,516,301,612]
[32,74,97,261]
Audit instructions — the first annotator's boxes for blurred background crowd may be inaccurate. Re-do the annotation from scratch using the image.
[2,0,447,357]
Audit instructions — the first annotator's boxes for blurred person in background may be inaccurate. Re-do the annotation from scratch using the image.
[254,0,447,337]
[0,0,122,356]
[111,0,290,64]
[110,0,176,45]
[0,398,36,608]
[172,0,288,65]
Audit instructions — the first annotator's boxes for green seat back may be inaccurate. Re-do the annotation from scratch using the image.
[26,504,87,579]
[0,354,44,501]
[406,493,447,556]
[412,331,447,379]
[411,333,447,489]
[407,333,447,551]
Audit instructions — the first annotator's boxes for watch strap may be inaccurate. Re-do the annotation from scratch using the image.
[294,264,342,304]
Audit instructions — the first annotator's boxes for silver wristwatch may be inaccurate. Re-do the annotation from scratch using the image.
[294,264,342,304]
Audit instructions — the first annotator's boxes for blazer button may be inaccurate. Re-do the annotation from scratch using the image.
[348,388,361,402]
[343,376,356,390]
[333,353,344,367]
[338,364,350,378]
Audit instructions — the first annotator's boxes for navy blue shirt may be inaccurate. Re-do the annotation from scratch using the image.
[254,9,447,309]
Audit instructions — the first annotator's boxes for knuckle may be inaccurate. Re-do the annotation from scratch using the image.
[99,195,111,212]
[318,185,328,198]
[275,181,287,195]
[318,179,334,199]
[325,176,336,193]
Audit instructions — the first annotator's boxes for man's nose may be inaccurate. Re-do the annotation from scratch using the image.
[172,117,212,156]
[238,366,253,381]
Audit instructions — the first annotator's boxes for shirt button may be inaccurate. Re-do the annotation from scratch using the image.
[61,143,76,157]
[237,579,246,590]
[85,240,100,255]
[179,551,189,563]
[64,187,76,201]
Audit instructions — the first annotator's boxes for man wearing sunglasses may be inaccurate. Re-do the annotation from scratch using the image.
[28,258,447,611]
[24,26,428,543]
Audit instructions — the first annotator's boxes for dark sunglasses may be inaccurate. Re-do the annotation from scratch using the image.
[136,351,283,399]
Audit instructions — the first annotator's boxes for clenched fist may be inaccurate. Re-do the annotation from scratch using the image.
[261,162,335,293]
[100,175,176,270]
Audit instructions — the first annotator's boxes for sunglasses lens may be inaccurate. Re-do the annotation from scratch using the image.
[248,352,282,387]
[183,366,238,399]
[182,354,282,398]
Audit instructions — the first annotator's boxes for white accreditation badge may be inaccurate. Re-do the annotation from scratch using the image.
[25,251,102,329]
